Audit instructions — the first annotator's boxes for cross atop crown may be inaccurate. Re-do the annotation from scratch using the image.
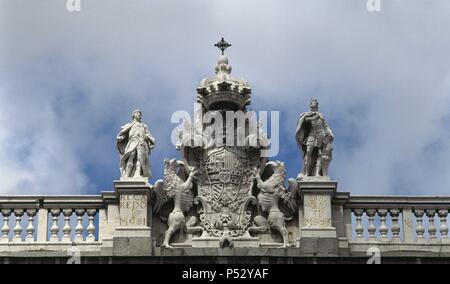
[214,37,231,55]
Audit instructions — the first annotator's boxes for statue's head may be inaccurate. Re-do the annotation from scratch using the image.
[132,110,142,121]
[310,98,319,111]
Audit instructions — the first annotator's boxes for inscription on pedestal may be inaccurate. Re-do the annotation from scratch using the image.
[303,194,332,228]
[119,194,147,226]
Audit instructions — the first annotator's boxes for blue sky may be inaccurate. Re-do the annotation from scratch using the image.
[1,0,450,196]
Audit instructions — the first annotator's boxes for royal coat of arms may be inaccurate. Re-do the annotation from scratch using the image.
[193,146,259,238]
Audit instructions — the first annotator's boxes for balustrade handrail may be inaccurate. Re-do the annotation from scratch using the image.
[0,195,113,245]
[343,195,450,209]
[0,194,117,210]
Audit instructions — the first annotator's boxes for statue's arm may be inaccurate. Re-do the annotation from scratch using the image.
[123,122,134,130]
[144,126,156,145]
[117,122,132,138]
[303,112,315,121]
[147,133,156,144]
[321,115,334,138]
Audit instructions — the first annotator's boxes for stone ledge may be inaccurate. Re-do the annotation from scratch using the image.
[349,242,450,257]
[2,255,450,264]
[155,247,302,257]
[0,243,103,257]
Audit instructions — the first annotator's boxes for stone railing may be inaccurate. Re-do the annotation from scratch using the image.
[0,194,118,257]
[341,196,450,257]
[1,181,450,260]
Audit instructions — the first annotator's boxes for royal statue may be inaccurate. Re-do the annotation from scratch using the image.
[295,98,334,180]
[117,110,156,180]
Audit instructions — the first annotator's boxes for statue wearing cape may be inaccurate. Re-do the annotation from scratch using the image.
[295,110,333,178]
[117,112,155,179]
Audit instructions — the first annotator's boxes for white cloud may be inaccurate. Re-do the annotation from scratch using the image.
[0,84,89,194]
[1,0,450,195]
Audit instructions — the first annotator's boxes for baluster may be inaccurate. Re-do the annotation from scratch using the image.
[50,209,61,242]
[414,209,425,243]
[389,209,401,242]
[366,209,377,242]
[378,209,389,242]
[62,209,73,242]
[75,209,85,242]
[426,209,437,242]
[438,209,449,243]
[86,209,97,242]
[13,209,24,243]
[26,209,36,242]
[1,209,11,243]
[354,209,364,241]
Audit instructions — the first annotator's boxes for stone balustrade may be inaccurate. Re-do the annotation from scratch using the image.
[0,195,116,257]
[340,196,450,257]
[1,187,450,260]
[344,196,450,243]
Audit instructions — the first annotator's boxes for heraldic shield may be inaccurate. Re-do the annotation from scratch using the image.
[194,146,260,238]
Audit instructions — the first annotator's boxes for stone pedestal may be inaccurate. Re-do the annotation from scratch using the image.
[112,179,152,256]
[298,180,338,256]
